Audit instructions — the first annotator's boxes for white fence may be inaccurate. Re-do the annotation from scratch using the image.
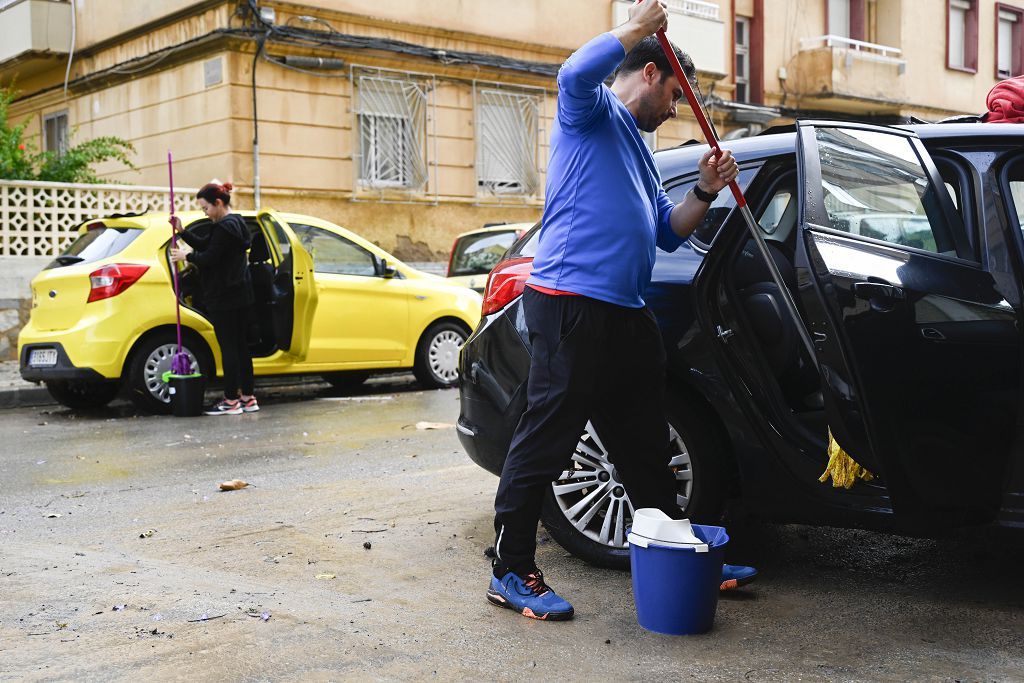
[0,179,199,257]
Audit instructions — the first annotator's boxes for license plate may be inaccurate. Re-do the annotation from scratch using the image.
[28,348,58,367]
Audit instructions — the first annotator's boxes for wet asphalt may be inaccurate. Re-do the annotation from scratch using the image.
[0,378,1022,682]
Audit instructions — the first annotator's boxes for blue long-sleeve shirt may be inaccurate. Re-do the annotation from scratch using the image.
[527,31,684,308]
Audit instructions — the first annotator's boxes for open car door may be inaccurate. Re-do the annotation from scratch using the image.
[256,209,318,360]
[794,121,1020,524]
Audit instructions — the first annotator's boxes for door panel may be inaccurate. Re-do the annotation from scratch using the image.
[309,275,409,364]
[256,210,317,359]
[289,223,409,365]
[796,121,1021,520]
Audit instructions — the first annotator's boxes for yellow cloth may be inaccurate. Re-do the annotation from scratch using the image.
[819,428,875,489]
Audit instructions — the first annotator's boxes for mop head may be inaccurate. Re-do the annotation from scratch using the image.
[819,428,874,489]
[170,352,193,376]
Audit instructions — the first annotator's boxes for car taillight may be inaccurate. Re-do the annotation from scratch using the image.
[87,264,149,303]
[481,257,533,316]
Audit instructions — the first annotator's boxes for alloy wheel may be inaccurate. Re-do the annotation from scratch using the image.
[143,343,199,403]
[549,421,694,549]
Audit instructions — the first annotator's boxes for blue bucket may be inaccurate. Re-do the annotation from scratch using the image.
[628,522,729,635]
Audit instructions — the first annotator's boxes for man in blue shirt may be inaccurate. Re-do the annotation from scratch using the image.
[487,0,753,621]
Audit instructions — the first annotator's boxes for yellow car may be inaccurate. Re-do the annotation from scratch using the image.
[445,223,534,292]
[18,210,482,413]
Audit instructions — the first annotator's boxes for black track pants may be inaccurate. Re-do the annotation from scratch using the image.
[208,307,255,399]
[493,287,681,573]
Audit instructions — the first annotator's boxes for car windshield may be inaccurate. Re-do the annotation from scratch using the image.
[450,231,518,275]
[46,225,143,269]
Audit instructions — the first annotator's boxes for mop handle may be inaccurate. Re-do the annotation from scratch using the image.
[653,28,746,209]
[643,7,820,368]
[168,151,183,352]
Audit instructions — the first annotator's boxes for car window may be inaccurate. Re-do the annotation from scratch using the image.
[47,225,143,269]
[759,189,795,236]
[666,167,759,248]
[290,223,377,276]
[450,231,517,276]
[1005,157,1024,233]
[507,221,542,258]
[257,213,291,260]
[813,127,972,259]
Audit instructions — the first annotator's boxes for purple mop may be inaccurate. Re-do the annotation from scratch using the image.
[168,151,193,376]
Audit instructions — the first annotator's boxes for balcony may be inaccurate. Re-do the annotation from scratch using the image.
[790,35,907,112]
[0,0,72,78]
[612,0,726,76]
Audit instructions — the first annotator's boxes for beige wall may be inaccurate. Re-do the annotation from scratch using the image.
[759,0,1015,119]
[72,0,213,48]
[8,0,1019,261]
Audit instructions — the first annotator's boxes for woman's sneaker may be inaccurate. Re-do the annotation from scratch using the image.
[240,396,259,413]
[204,398,243,415]
[487,568,574,621]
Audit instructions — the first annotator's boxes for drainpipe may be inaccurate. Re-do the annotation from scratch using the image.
[251,29,270,210]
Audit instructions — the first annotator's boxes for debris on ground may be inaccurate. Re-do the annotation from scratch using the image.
[139,529,157,538]
[414,421,454,430]
[315,573,336,580]
[363,541,372,550]
[112,604,126,611]
[187,613,225,623]
[219,479,249,491]
[44,513,62,519]
[319,395,394,402]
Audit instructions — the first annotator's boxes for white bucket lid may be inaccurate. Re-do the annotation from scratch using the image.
[627,508,708,552]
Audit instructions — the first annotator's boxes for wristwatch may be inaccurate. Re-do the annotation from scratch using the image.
[692,184,719,203]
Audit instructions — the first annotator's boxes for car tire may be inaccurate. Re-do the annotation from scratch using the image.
[44,379,121,410]
[540,395,726,569]
[126,331,211,415]
[413,321,469,389]
[321,371,370,390]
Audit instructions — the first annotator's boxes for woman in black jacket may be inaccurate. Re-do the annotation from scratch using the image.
[170,181,257,415]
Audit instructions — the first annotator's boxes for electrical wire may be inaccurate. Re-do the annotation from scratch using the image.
[63,0,77,98]
[263,53,348,79]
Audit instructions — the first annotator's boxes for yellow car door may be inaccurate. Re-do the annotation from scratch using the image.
[289,222,409,366]
[256,210,318,360]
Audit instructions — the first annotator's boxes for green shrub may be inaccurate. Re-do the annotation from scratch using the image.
[0,86,136,183]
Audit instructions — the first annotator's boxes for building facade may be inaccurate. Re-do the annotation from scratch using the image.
[1,0,1020,260]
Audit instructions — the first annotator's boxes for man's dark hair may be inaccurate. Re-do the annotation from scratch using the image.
[613,36,695,85]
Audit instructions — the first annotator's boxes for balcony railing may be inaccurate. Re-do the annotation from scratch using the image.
[612,0,725,74]
[667,0,720,21]
[800,34,906,70]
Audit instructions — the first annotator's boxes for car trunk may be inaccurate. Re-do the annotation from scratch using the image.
[30,223,146,331]
[29,268,94,331]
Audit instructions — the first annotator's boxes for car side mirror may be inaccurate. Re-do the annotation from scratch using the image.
[380,259,397,279]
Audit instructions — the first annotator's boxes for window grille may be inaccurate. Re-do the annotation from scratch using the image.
[475,88,540,196]
[354,73,429,190]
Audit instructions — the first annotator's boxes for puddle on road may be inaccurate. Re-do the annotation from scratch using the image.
[36,461,134,485]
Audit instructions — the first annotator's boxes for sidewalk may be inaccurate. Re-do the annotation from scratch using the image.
[0,359,52,409]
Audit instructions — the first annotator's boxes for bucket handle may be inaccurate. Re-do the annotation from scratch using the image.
[628,533,709,552]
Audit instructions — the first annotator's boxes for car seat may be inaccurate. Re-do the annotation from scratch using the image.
[247,228,277,356]
[732,239,821,411]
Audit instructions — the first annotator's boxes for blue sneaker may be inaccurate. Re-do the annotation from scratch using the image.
[720,564,758,590]
[487,569,574,621]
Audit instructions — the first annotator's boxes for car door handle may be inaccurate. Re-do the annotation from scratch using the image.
[852,281,904,313]
[852,281,904,301]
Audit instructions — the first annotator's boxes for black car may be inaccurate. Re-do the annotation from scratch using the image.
[457,121,1024,567]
